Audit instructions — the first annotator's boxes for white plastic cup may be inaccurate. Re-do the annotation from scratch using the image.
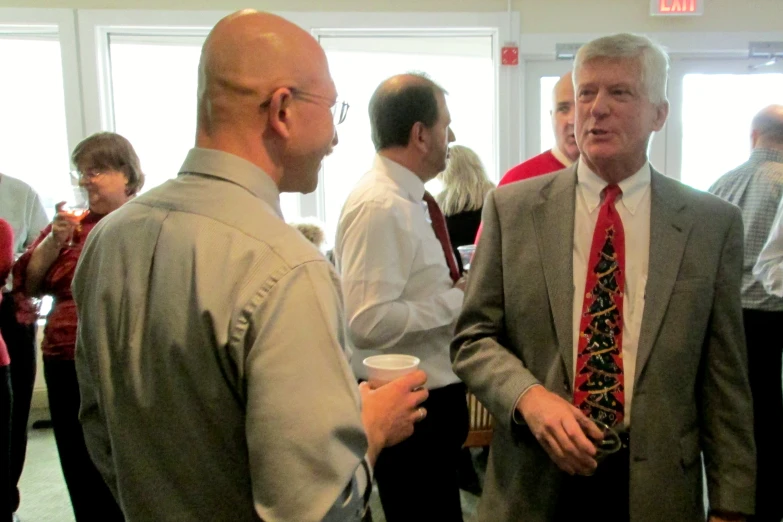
[363,354,420,387]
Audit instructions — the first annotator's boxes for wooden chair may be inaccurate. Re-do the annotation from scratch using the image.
[463,391,494,447]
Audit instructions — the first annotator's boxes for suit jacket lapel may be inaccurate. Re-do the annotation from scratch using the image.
[532,167,577,387]
[635,170,692,382]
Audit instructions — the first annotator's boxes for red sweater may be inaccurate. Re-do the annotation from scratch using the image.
[497,149,566,188]
[474,150,567,244]
[0,219,13,366]
[14,211,104,361]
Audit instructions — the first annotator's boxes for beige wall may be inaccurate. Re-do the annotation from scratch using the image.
[2,0,780,33]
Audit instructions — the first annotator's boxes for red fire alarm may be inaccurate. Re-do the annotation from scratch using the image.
[501,45,519,66]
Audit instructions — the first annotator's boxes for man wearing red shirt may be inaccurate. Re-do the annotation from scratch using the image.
[474,72,580,244]
[500,71,579,187]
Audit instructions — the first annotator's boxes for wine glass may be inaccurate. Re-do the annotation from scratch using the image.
[58,202,89,248]
[580,418,622,476]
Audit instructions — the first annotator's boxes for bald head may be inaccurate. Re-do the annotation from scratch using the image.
[552,71,573,108]
[551,71,578,162]
[198,11,325,131]
[752,105,783,150]
[195,10,338,192]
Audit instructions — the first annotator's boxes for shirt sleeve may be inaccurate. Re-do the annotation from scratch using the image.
[26,188,49,249]
[72,232,122,501]
[243,259,371,522]
[753,197,783,296]
[338,201,463,351]
[0,219,14,283]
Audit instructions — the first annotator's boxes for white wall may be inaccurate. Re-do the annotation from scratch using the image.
[1,0,780,33]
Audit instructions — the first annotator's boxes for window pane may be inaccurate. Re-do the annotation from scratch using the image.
[539,76,559,154]
[0,35,71,217]
[682,73,783,191]
[320,35,496,245]
[108,37,300,220]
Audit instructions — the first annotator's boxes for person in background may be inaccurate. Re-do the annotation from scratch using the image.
[436,144,494,494]
[292,220,327,251]
[473,71,579,244]
[335,73,468,522]
[0,173,48,519]
[436,144,495,273]
[452,33,754,522]
[710,104,783,522]
[71,11,427,522]
[0,219,14,522]
[497,71,579,187]
[14,132,144,522]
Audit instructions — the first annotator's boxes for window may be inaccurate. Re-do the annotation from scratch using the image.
[106,34,300,219]
[0,33,71,217]
[318,34,496,244]
[680,72,783,190]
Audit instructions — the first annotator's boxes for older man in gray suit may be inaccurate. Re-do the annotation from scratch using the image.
[452,33,755,522]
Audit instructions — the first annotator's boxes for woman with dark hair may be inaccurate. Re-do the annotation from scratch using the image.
[436,144,495,272]
[14,132,145,521]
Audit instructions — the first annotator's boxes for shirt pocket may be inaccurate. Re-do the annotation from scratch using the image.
[419,226,447,268]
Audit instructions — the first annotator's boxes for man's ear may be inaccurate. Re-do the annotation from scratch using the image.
[266,89,294,139]
[652,100,669,132]
[410,121,428,153]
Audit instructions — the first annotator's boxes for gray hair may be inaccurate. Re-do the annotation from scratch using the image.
[574,33,670,106]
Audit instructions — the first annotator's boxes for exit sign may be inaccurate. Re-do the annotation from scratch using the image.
[650,0,703,15]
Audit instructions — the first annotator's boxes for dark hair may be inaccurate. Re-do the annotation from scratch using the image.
[71,132,145,196]
[369,74,446,151]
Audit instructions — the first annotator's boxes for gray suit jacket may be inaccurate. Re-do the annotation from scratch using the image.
[452,166,756,521]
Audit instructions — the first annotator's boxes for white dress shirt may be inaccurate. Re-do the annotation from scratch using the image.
[572,158,651,426]
[335,154,464,389]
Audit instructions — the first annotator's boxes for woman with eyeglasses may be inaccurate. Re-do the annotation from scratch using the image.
[13,132,144,521]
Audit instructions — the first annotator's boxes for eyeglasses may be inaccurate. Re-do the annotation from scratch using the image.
[70,168,107,183]
[260,87,350,125]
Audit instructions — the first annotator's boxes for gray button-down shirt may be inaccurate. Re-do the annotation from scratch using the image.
[709,147,783,310]
[73,148,370,522]
[0,173,48,289]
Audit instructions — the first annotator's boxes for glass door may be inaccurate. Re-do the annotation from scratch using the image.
[667,58,783,190]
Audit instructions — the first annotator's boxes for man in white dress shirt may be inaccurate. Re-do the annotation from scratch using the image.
[335,73,468,521]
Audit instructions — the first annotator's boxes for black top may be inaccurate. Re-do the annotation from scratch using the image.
[445,208,482,273]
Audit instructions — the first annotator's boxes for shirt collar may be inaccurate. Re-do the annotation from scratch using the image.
[750,147,783,165]
[551,146,574,168]
[374,154,426,202]
[178,147,283,218]
[576,157,651,215]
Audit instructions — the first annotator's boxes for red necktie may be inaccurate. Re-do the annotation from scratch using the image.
[423,191,461,283]
[574,184,626,427]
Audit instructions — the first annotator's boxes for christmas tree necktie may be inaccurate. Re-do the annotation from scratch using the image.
[574,184,626,427]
